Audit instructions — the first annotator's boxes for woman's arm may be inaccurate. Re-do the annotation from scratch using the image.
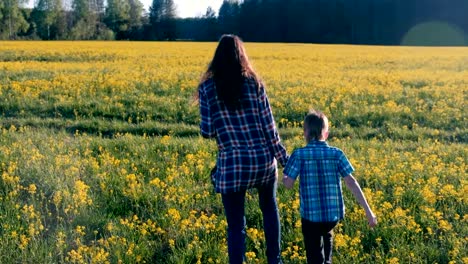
[258,85,288,166]
[199,85,216,138]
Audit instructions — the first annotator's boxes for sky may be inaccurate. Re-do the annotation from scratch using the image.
[24,0,223,18]
[142,0,223,18]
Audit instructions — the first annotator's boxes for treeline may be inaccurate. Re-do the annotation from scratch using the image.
[1,0,467,45]
[182,0,468,45]
[0,0,175,40]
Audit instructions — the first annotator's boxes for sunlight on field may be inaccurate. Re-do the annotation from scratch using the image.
[0,41,467,263]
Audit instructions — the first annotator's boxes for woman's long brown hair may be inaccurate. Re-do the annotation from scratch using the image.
[201,34,261,107]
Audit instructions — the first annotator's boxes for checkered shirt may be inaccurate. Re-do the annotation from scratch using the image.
[283,141,354,222]
[199,77,288,194]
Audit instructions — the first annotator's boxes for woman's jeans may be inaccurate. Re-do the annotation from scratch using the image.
[301,219,339,264]
[221,181,282,264]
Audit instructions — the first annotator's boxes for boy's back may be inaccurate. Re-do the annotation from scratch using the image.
[282,109,377,264]
[284,140,354,222]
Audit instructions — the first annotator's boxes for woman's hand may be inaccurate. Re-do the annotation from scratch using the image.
[282,175,295,189]
[367,212,378,228]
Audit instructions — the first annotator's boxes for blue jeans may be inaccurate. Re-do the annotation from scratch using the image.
[221,181,282,264]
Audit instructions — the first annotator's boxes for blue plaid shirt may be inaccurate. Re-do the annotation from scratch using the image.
[283,141,354,222]
[199,77,288,194]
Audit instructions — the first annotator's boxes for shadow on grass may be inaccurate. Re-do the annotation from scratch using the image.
[0,117,466,143]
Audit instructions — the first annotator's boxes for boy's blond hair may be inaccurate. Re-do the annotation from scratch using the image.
[304,110,328,141]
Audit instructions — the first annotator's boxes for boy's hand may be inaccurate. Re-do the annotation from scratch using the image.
[282,176,295,189]
[366,212,377,228]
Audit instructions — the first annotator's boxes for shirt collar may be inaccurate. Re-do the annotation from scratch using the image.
[307,140,328,147]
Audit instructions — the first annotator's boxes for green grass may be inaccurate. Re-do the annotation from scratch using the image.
[0,42,466,263]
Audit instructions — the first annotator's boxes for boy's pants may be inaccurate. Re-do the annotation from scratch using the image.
[221,181,282,264]
[301,219,339,264]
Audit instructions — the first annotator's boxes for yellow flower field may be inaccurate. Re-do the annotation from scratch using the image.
[0,41,466,263]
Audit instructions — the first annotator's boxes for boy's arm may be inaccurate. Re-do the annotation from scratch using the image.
[282,174,295,189]
[344,175,377,227]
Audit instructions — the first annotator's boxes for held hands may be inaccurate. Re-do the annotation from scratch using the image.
[282,176,295,189]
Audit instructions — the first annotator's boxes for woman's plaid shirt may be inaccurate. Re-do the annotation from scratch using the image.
[199,78,288,194]
[284,141,354,222]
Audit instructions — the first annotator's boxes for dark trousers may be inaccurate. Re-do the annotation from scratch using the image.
[301,219,338,264]
[221,181,282,264]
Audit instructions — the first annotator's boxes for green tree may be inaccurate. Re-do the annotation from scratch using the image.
[69,0,91,39]
[31,0,66,39]
[201,6,218,40]
[161,0,176,40]
[69,0,111,39]
[149,0,163,26]
[218,0,239,35]
[128,0,143,28]
[0,0,29,39]
[149,0,176,40]
[104,0,130,34]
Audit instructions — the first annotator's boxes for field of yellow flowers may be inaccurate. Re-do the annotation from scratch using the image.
[0,41,466,263]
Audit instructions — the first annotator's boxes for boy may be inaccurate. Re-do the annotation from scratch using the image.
[283,110,377,264]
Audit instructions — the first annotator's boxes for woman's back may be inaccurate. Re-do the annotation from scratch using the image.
[200,77,267,150]
[200,77,281,193]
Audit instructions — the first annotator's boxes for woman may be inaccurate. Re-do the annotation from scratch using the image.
[198,34,288,264]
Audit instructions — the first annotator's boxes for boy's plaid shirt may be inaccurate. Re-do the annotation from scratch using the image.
[283,141,354,222]
[199,78,288,194]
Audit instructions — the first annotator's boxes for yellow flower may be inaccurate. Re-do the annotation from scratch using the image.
[334,233,349,249]
[28,184,37,194]
[246,251,257,260]
[57,231,66,248]
[75,225,86,236]
[438,219,452,231]
[19,234,30,250]
[167,208,181,222]
[169,239,175,248]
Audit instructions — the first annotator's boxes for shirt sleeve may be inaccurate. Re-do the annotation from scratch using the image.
[283,151,300,180]
[338,151,354,177]
[258,85,289,167]
[199,84,216,138]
